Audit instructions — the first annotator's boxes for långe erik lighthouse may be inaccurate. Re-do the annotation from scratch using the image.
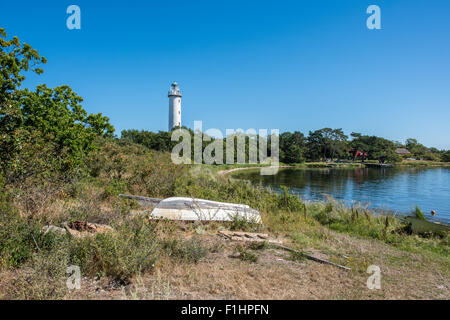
[168,81,181,130]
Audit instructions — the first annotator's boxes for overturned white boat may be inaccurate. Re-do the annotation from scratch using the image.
[150,197,262,223]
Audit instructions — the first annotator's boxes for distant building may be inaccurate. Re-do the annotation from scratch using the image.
[168,82,182,130]
[395,148,411,156]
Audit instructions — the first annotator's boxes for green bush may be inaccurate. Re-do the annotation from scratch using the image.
[0,210,67,269]
[102,179,127,199]
[1,28,114,180]
[86,137,186,198]
[5,248,70,300]
[229,215,262,232]
[162,237,207,263]
[0,174,9,212]
[276,186,305,212]
[69,218,159,282]
[442,151,450,162]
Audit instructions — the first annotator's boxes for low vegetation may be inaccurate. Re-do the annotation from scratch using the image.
[2,142,448,299]
[1,27,448,299]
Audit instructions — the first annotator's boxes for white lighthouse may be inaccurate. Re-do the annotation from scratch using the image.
[168,81,182,130]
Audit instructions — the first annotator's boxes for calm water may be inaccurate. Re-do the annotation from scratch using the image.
[233,167,450,224]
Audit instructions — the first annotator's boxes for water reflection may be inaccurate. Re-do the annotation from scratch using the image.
[233,167,450,223]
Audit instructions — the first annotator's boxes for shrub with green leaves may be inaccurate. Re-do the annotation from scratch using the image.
[442,151,450,162]
[174,171,304,215]
[1,27,114,179]
[162,237,207,263]
[0,209,67,269]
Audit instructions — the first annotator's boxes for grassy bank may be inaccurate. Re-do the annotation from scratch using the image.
[0,138,448,299]
[397,160,450,167]
[212,162,363,171]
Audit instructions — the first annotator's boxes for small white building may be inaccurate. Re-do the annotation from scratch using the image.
[168,82,182,130]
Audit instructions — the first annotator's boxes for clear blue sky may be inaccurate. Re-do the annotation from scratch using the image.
[2,0,450,149]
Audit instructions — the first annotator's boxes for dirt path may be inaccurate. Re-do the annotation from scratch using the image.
[218,166,295,176]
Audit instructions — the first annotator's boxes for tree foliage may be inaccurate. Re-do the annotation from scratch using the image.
[280,131,305,163]
[121,129,174,152]
[122,127,447,164]
[306,128,348,161]
[350,133,401,163]
[405,138,440,161]
[442,151,450,162]
[0,27,47,170]
[20,85,114,160]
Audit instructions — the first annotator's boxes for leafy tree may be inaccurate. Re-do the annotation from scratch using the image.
[350,132,370,153]
[406,138,424,157]
[0,27,47,169]
[306,128,348,161]
[282,144,304,163]
[20,85,114,164]
[0,28,114,176]
[0,28,46,103]
[405,138,440,160]
[405,138,418,149]
[350,133,401,163]
[121,129,175,153]
[280,131,305,163]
